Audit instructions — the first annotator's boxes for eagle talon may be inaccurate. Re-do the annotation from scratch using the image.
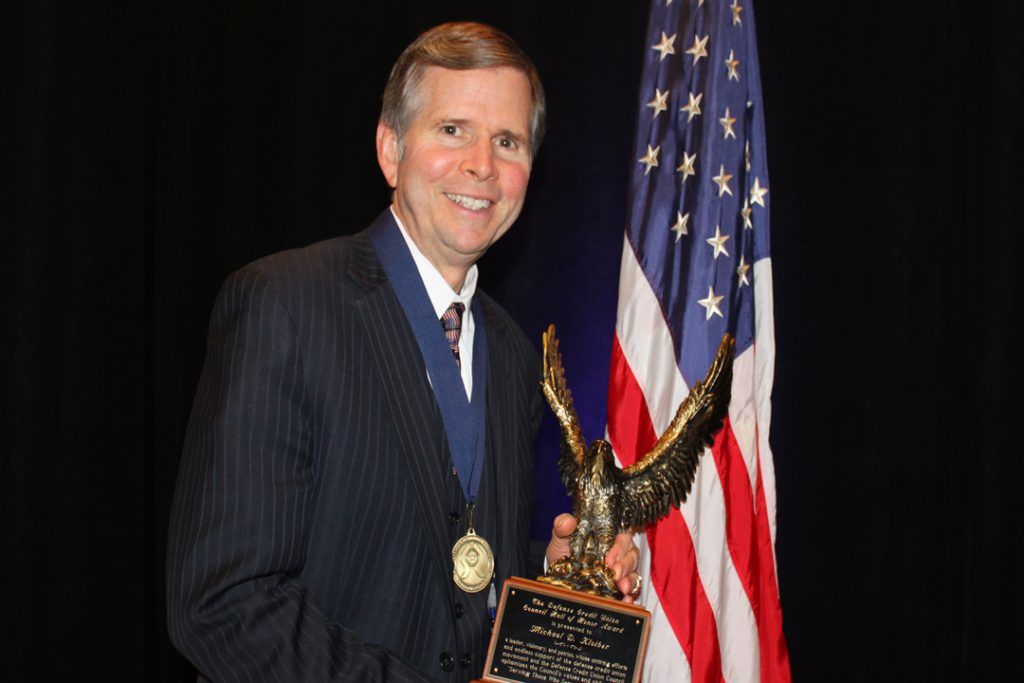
[539,554,622,600]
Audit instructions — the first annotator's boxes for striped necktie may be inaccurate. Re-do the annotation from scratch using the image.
[440,302,466,370]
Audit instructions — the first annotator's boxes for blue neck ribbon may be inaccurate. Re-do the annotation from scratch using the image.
[368,216,489,503]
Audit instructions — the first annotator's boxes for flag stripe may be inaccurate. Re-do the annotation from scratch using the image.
[710,415,790,681]
[753,461,790,682]
[713,343,781,679]
[632,529,692,680]
[752,259,779,551]
[648,509,726,683]
[607,334,659,460]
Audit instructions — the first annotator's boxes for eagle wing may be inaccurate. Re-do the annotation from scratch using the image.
[541,324,587,489]
[617,334,735,529]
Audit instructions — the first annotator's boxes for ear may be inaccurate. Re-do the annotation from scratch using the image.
[376,122,400,189]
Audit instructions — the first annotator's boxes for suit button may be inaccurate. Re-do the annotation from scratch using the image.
[454,603,464,618]
[460,654,471,669]
[448,511,460,525]
[440,651,454,672]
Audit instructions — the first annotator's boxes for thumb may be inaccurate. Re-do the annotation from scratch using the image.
[552,513,577,539]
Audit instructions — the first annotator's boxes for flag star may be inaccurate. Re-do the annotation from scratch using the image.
[750,176,769,206]
[651,32,677,61]
[706,225,731,259]
[712,164,733,197]
[685,34,709,66]
[719,107,737,139]
[731,0,744,26]
[670,211,690,242]
[737,256,751,286]
[646,88,670,118]
[698,286,725,320]
[638,144,660,174]
[680,91,703,123]
[745,141,751,171]
[676,150,697,182]
[725,50,741,81]
[741,197,753,229]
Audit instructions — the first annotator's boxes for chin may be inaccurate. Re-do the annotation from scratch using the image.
[447,228,499,252]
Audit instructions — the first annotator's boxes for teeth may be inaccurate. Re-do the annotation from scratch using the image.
[446,194,492,211]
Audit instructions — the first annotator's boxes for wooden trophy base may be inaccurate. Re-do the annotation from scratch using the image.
[472,577,650,683]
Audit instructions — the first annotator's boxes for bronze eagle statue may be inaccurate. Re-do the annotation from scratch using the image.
[537,324,735,598]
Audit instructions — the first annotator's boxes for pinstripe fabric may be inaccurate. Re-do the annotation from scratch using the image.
[167,212,543,682]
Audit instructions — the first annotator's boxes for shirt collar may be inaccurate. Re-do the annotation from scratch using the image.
[390,205,478,318]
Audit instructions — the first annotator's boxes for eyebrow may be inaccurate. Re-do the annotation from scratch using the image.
[436,117,471,128]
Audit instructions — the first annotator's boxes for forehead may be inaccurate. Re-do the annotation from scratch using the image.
[414,66,532,135]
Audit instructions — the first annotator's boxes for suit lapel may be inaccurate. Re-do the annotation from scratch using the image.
[348,228,455,600]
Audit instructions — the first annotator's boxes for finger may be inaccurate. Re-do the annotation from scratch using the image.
[617,572,640,603]
[552,513,577,539]
[605,533,636,579]
[618,539,639,575]
[604,536,623,569]
[545,514,578,565]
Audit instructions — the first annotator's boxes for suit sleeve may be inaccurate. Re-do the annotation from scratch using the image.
[166,266,435,683]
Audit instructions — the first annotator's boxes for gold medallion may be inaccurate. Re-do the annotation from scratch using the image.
[451,528,494,594]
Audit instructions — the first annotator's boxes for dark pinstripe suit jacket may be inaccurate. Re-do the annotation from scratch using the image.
[167,212,543,682]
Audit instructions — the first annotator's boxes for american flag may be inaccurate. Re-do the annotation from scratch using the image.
[606,0,790,680]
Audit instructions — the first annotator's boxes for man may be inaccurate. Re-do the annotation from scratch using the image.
[167,22,639,682]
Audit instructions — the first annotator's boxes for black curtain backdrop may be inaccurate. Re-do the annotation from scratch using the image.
[1,1,1022,680]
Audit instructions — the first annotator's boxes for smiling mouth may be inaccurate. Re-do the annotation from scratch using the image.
[445,193,493,211]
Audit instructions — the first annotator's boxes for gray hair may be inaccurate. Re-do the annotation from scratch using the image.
[381,22,546,158]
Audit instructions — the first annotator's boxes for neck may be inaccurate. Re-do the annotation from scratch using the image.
[437,264,468,293]
[389,203,472,293]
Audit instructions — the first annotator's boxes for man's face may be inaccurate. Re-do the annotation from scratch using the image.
[377,66,533,286]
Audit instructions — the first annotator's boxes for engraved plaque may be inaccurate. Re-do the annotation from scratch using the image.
[476,577,650,683]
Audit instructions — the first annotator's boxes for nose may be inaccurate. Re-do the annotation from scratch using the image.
[459,138,496,181]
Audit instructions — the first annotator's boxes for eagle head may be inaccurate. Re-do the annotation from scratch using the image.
[584,440,617,486]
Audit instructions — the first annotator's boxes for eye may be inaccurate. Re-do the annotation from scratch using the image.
[496,136,520,151]
[440,124,461,136]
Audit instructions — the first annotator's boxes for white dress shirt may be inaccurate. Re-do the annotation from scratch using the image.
[391,206,477,399]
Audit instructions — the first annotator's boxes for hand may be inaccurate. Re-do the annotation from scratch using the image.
[544,514,642,604]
